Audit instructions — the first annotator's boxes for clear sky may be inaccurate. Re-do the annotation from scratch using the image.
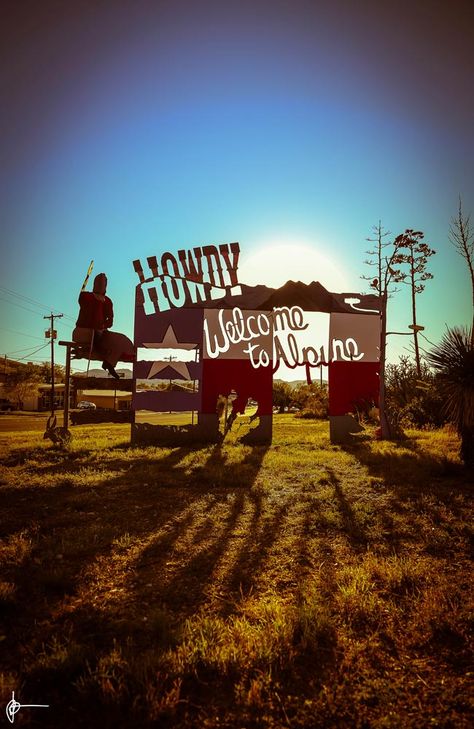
[1,0,473,374]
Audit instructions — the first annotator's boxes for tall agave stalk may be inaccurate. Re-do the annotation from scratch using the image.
[427,326,474,467]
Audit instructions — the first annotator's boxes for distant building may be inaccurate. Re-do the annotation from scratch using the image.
[76,389,132,410]
[23,383,72,412]
[20,384,132,412]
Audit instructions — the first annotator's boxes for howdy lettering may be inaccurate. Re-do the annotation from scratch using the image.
[133,243,241,312]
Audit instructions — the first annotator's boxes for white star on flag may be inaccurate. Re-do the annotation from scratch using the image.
[147,359,191,379]
[143,324,198,350]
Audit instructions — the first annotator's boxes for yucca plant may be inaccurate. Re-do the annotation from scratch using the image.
[427,326,474,467]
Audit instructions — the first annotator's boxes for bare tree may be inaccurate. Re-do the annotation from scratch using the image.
[450,198,474,341]
[394,229,435,378]
[363,222,406,439]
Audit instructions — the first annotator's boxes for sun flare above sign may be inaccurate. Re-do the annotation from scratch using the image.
[239,243,350,292]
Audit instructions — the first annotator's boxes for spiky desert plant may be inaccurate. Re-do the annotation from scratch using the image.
[428,326,474,467]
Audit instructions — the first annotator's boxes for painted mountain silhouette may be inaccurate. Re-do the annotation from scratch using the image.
[212,279,372,313]
[257,280,347,312]
[183,279,379,314]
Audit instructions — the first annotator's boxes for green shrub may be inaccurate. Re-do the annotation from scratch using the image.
[293,383,328,419]
[386,356,446,428]
[272,381,293,413]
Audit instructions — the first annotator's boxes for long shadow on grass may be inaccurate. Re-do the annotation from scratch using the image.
[0,445,208,663]
[1,442,274,727]
[217,489,287,598]
[2,434,135,465]
[325,467,369,550]
[0,444,198,540]
[124,443,270,616]
[0,436,349,729]
[341,438,473,554]
[0,442,269,669]
[342,438,471,502]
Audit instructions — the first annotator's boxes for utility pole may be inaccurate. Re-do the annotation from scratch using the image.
[113,372,125,410]
[165,355,177,390]
[166,354,176,414]
[44,312,63,416]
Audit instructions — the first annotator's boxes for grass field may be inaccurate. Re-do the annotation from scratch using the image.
[0,415,472,728]
[0,410,196,432]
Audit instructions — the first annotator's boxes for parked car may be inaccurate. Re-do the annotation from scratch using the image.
[0,399,14,412]
[77,401,97,410]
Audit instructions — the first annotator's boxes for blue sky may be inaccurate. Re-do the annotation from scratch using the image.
[1,0,473,372]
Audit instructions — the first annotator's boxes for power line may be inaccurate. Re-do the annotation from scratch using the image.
[3,344,51,354]
[0,299,74,337]
[0,296,45,316]
[0,285,76,322]
[11,356,53,364]
[0,284,62,312]
[0,326,44,341]
[0,285,60,314]
[13,342,50,361]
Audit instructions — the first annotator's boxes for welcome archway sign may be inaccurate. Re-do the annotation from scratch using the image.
[131,242,380,444]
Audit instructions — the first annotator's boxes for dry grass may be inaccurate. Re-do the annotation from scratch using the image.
[0,416,472,727]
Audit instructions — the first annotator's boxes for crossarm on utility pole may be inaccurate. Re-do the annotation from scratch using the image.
[44,312,63,416]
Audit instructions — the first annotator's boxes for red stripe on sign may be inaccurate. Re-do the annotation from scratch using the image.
[201,358,273,415]
[328,361,379,416]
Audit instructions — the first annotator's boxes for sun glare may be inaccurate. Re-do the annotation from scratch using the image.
[239,243,350,292]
